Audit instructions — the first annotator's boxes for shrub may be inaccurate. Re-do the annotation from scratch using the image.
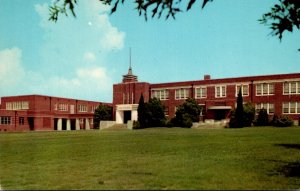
[132,120,141,129]
[243,102,255,127]
[171,98,202,128]
[273,115,293,127]
[255,108,269,126]
[229,102,255,128]
[93,105,113,129]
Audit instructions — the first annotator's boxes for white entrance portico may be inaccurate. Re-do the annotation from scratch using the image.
[116,104,138,124]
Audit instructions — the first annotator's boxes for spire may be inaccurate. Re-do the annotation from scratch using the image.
[128,47,133,75]
[122,47,138,83]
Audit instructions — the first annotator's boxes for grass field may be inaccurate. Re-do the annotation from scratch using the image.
[0,127,300,190]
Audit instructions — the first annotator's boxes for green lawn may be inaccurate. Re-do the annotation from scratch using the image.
[0,127,300,190]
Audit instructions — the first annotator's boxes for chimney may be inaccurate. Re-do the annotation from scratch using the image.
[204,75,211,80]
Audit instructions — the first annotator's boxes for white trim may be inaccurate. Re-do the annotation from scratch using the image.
[253,78,300,84]
[175,88,190,100]
[256,103,274,114]
[282,102,300,114]
[235,84,249,97]
[215,85,226,98]
[151,85,192,90]
[194,86,207,99]
[255,83,275,96]
[208,106,232,110]
[282,81,300,95]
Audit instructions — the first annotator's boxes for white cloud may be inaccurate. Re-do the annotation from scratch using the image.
[0,48,25,90]
[83,52,96,62]
[0,0,125,102]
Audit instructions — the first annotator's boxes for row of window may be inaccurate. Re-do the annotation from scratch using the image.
[0,117,94,126]
[283,102,300,114]
[53,104,96,113]
[163,102,300,116]
[152,81,300,100]
[6,102,29,110]
[0,116,11,125]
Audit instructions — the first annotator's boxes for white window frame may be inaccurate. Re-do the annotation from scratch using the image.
[6,101,29,110]
[195,87,207,99]
[215,85,226,98]
[164,107,169,116]
[175,89,189,100]
[0,116,11,125]
[236,84,249,97]
[282,102,300,114]
[256,83,274,96]
[58,103,68,111]
[256,103,274,114]
[283,81,300,95]
[152,89,169,100]
[78,105,87,112]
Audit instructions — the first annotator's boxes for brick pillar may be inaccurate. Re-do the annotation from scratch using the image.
[57,118,62,131]
[66,119,71,131]
[76,119,80,130]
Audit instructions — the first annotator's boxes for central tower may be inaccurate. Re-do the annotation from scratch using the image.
[112,49,150,124]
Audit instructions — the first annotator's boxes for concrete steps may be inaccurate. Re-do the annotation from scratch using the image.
[104,124,127,130]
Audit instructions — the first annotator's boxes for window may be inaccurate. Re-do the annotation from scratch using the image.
[195,87,207,99]
[283,102,289,114]
[78,105,87,112]
[290,102,296,113]
[164,107,169,116]
[91,106,97,113]
[256,103,275,114]
[283,81,300,95]
[175,89,189,100]
[282,102,300,114]
[58,103,68,111]
[19,117,24,125]
[152,89,169,100]
[6,101,29,110]
[215,85,226,98]
[1,117,11,125]
[256,83,274,96]
[236,84,249,96]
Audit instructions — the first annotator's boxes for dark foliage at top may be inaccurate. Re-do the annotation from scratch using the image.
[93,104,113,129]
[171,98,202,128]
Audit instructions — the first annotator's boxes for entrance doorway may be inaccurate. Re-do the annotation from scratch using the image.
[124,111,131,124]
[214,110,226,120]
[28,117,34,131]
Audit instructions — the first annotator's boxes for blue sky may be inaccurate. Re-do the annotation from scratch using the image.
[0,0,299,102]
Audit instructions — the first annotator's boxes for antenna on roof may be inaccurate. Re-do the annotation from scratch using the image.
[129,47,132,69]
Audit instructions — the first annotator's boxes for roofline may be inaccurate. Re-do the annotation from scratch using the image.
[149,72,300,87]
[0,94,112,105]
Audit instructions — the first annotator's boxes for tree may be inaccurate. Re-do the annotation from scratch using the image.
[49,0,299,45]
[137,96,166,128]
[259,0,300,41]
[137,94,147,128]
[172,98,202,128]
[243,102,255,127]
[49,0,212,22]
[236,88,244,128]
[229,88,244,128]
[255,108,269,126]
[93,104,113,129]
[145,97,166,127]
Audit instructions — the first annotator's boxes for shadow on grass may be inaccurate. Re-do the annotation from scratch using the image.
[270,144,300,177]
[275,143,300,150]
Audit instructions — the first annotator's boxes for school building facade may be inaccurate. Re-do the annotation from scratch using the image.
[0,95,111,131]
[1,67,300,131]
[113,67,300,124]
